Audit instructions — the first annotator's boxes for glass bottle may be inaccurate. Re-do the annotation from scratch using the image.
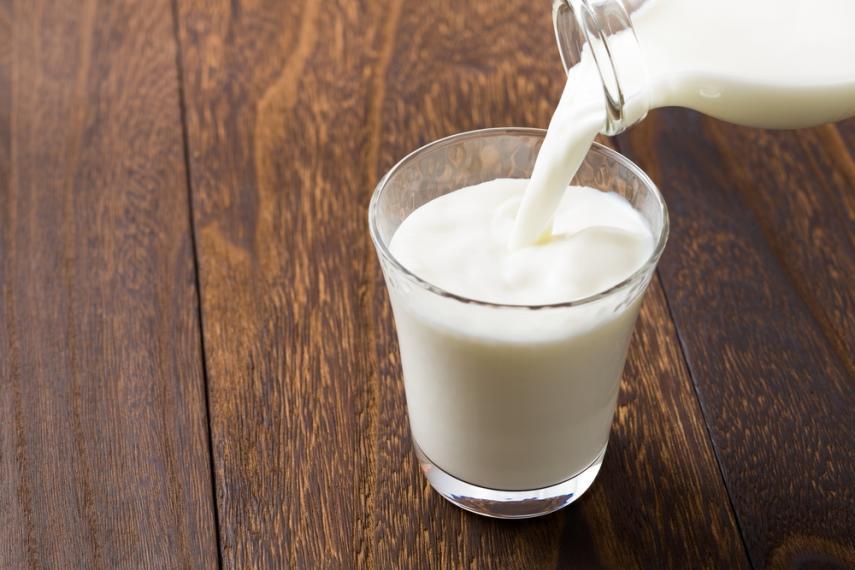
[553,0,855,135]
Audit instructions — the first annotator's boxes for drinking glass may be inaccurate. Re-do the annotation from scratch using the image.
[369,128,668,518]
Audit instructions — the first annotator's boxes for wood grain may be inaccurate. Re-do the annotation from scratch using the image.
[175,1,389,566]
[3,0,849,567]
[617,111,855,569]
[177,0,746,566]
[0,0,218,567]
[705,121,854,370]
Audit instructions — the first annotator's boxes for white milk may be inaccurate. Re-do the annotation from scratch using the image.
[383,0,854,492]
[509,57,605,248]
[393,180,652,305]
[633,0,855,129]
[389,180,654,490]
[512,0,855,246]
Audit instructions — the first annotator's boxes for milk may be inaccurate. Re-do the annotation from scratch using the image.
[378,0,853,496]
[388,180,655,490]
[633,0,855,129]
[509,57,605,248]
[393,180,652,305]
[513,0,855,246]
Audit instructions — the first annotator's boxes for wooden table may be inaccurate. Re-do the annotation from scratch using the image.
[2,1,853,568]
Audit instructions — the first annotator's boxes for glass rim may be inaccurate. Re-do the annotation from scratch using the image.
[368,127,669,310]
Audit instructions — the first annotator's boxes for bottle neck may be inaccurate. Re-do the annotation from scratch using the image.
[553,0,650,135]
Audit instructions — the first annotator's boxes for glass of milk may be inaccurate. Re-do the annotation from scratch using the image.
[369,128,668,518]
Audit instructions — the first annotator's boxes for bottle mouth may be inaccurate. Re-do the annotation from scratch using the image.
[553,0,647,135]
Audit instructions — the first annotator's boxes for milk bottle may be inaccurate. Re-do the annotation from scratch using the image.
[513,0,855,246]
[556,0,855,133]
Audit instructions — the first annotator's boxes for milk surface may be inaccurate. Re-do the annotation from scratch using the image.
[393,179,652,305]
[388,180,654,489]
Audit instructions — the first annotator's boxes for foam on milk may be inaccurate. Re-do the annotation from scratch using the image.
[392,179,652,306]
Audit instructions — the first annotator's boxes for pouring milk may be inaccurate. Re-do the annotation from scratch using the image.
[513,0,855,246]
[381,0,854,495]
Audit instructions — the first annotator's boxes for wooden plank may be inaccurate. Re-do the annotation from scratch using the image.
[175,1,386,566]
[617,110,855,568]
[0,1,218,567]
[704,120,854,367]
[178,0,747,566]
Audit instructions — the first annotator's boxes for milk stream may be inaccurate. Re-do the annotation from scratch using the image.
[508,57,605,248]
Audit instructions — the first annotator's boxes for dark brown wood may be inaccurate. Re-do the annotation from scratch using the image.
[175,1,386,566]
[5,0,851,566]
[176,0,747,566]
[0,0,218,567]
[617,111,855,569]
[705,121,854,369]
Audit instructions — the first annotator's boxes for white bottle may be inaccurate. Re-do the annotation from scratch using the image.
[553,0,855,135]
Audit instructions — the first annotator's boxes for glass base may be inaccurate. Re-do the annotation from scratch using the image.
[414,443,606,519]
